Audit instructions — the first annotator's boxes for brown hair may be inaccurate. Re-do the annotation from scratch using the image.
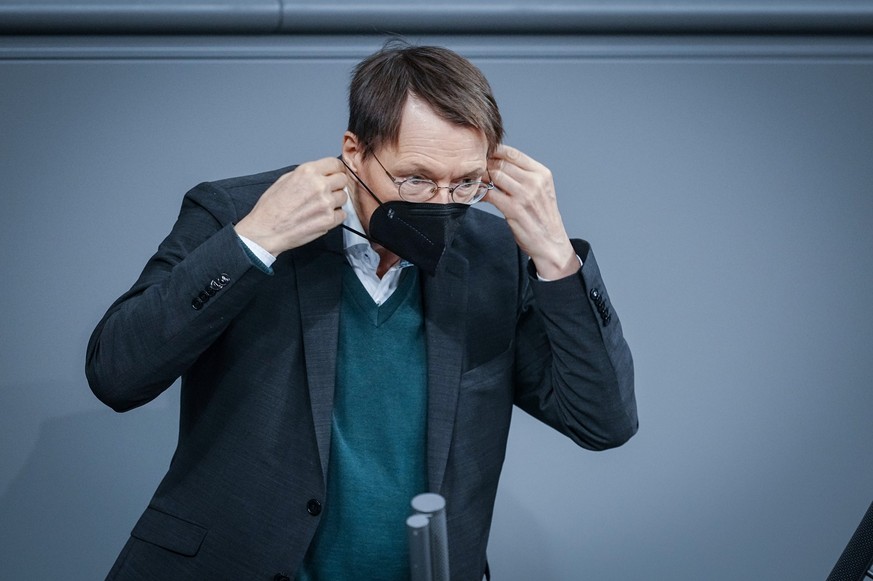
[348,41,504,157]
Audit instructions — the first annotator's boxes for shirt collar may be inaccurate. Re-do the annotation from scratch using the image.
[341,195,370,253]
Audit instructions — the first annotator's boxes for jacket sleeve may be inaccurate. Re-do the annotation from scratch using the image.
[85,183,269,412]
[513,239,638,450]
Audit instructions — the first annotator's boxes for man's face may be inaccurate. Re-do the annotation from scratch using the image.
[342,94,489,234]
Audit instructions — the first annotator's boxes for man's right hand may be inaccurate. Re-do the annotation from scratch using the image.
[234,157,349,256]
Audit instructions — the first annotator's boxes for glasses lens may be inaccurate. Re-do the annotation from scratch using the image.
[399,179,436,201]
[450,182,480,204]
[453,183,491,204]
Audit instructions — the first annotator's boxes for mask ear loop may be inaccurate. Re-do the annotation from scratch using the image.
[338,155,379,242]
[340,155,384,206]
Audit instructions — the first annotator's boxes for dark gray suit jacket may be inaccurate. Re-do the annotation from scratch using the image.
[86,165,637,581]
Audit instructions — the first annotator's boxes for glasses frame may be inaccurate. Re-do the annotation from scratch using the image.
[372,153,494,205]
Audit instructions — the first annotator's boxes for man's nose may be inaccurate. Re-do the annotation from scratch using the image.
[430,185,454,203]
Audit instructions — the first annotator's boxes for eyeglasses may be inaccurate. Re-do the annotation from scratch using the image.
[372,153,494,205]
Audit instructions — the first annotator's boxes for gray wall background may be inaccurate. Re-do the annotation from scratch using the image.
[2,2,873,579]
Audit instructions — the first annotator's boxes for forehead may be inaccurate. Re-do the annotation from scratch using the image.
[381,96,487,175]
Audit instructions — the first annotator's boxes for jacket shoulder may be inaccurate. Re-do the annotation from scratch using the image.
[208,165,297,192]
[187,165,298,224]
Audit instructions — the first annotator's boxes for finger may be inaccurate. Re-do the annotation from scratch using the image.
[309,156,347,175]
[489,144,538,171]
[330,186,348,208]
[486,155,504,178]
[488,164,526,199]
[488,155,531,189]
[325,171,349,193]
[482,184,514,214]
[327,197,348,231]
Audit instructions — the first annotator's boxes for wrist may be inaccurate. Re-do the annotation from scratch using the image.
[530,242,579,280]
[234,220,280,257]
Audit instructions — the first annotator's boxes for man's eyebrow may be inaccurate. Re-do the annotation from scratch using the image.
[393,164,486,180]
[460,167,487,179]
[391,163,429,177]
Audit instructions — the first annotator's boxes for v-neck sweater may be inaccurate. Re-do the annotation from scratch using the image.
[298,265,428,581]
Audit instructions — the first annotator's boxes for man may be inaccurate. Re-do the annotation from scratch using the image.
[86,43,637,580]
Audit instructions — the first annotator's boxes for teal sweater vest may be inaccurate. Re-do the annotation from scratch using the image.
[298,266,428,581]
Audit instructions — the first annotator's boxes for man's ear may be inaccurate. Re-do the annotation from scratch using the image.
[342,131,363,172]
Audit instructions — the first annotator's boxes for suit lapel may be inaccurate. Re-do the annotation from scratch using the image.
[422,250,469,493]
[293,227,345,483]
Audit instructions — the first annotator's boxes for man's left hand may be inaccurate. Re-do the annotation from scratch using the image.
[486,145,579,280]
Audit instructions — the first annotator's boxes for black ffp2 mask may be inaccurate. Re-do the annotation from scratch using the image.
[367,200,468,275]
